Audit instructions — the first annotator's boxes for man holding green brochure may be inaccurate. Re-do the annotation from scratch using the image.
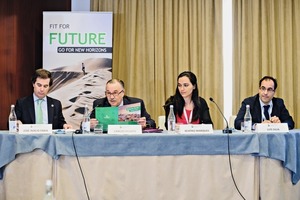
[90,79,156,129]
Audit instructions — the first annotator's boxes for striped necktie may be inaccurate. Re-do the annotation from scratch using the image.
[36,99,43,124]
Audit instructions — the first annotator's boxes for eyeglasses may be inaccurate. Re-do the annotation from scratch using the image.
[260,86,275,93]
[105,90,124,97]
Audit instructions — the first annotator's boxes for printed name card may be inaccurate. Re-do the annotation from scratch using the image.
[107,125,142,135]
[254,123,289,133]
[175,124,213,134]
[18,124,53,134]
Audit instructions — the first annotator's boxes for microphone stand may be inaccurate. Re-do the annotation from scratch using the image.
[209,97,232,134]
[210,98,245,199]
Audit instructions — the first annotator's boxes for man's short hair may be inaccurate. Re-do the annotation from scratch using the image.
[106,79,125,88]
[31,69,53,86]
[259,76,277,91]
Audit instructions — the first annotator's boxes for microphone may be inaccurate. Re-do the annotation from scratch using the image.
[209,97,232,134]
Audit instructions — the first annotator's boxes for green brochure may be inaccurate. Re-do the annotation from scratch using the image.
[95,107,119,132]
[95,102,141,132]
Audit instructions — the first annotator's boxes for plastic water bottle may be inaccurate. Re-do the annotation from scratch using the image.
[244,104,252,132]
[82,105,90,134]
[9,104,17,132]
[43,179,55,200]
[167,105,176,133]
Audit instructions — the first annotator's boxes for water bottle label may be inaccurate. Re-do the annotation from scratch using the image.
[9,121,17,132]
[82,122,90,133]
[244,121,252,131]
[168,121,175,132]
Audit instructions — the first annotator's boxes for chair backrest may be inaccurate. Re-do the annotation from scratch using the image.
[158,115,166,130]
[229,115,237,128]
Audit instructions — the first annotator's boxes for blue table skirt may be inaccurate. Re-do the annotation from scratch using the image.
[0,130,299,184]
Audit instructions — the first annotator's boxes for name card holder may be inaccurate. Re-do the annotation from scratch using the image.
[254,123,289,133]
[107,125,142,135]
[18,124,53,134]
[175,124,213,134]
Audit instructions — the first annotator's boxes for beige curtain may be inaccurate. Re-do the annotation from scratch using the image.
[91,0,224,129]
[233,0,300,128]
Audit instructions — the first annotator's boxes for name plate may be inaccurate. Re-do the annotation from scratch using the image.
[175,124,213,134]
[107,125,142,135]
[19,124,53,134]
[254,123,289,133]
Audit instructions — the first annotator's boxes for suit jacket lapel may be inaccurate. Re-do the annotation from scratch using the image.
[123,96,130,105]
[47,97,54,124]
[253,95,263,123]
[270,97,279,116]
[28,95,36,123]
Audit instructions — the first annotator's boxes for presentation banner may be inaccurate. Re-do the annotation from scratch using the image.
[43,12,113,128]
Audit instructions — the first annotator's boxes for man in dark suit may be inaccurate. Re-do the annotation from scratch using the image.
[15,69,72,129]
[234,76,294,130]
[90,79,156,129]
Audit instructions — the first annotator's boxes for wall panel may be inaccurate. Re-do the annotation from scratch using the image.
[0,0,71,129]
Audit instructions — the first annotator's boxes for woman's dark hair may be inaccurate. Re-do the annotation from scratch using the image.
[172,71,201,122]
[31,69,53,86]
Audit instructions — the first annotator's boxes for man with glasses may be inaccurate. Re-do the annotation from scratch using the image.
[234,76,294,130]
[90,79,156,129]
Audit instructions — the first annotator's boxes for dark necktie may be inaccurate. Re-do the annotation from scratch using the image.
[263,105,270,120]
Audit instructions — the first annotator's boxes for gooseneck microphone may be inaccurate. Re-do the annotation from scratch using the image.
[209,97,246,199]
[209,97,232,134]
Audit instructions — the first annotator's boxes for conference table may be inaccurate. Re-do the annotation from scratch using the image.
[0,130,300,200]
